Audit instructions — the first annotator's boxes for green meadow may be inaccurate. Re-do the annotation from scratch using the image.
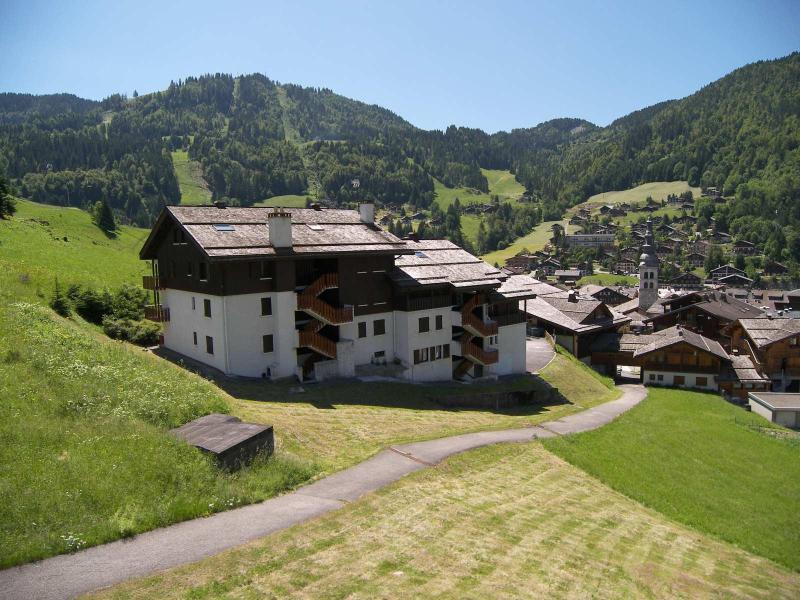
[172,150,212,205]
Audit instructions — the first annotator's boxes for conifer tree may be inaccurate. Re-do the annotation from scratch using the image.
[0,173,16,219]
[93,199,117,233]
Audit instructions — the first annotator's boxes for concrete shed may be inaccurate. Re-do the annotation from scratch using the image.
[747,393,800,428]
[171,413,274,469]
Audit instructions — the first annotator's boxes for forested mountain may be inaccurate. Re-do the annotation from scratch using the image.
[1,53,798,253]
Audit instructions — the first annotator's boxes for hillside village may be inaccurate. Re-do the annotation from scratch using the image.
[1,18,800,600]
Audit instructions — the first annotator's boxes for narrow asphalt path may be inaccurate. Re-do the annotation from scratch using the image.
[525,337,555,373]
[0,384,646,600]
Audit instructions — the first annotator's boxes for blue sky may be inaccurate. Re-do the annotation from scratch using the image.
[1,0,798,132]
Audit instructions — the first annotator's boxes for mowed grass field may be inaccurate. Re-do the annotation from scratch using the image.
[94,442,800,600]
[252,194,309,208]
[584,180,701,207]
[577,272,638,286]
[218,348,618,473]
[481,219,565,265]
[0,199,149,302]
[172,150,212,205]
[545,387,800,571]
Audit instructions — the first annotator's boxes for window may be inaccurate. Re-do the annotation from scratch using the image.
[435,315,443,330]
[191,296,196,310]
[373,319,386,336]
[414,349,423,364]
[262,334,274,353]
[674,375,685,386]
[186,262,193,277]
[657,374,664,381]
[198,262,208,281]
[172,229,185,244]
[374,350,385,359]
[695,376,708,387]
[193,331,197,345]
[204,299,211,318]
[261,297,272,316]
[259,261,271,280]
[649,373,655,381]
[358,322,367,338]
[419,316,430,333]
[205,336,214,355]
[443,344,450,359]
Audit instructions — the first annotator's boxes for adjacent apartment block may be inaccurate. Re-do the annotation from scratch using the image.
[139,203,534,383]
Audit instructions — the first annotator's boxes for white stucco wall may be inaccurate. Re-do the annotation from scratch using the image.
[748,399,775,422]
[161,289,228,373]
[643,370,717,391]
[394,307,453,382]
[491,322,526,376]
[340,311,395,366]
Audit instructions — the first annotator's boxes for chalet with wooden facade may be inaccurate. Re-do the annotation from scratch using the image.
[139,204,534,383]
[731,317,800,392]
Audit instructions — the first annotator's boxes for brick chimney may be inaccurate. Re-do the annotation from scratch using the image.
[359,202,375,224]
[268,208,292,248]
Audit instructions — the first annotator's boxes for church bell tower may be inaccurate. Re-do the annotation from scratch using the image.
[638,218,658,309]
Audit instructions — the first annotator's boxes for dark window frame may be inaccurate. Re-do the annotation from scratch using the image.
[203,298,211,318]
[358,322,367,338]
[261,297,273,316]
[205,336,214,355]
[373,319,386,336]
[419,316,430,333]
[262,334,274,353]
[435,315,443,330]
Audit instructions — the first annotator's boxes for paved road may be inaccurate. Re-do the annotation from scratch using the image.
[0,384,646,600]
[526,337,555,373]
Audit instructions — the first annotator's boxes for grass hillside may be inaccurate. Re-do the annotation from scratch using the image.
[433,168,524,210]
[172,150,212,205]
[481,219,565,264]
[583,180,700,207]
[545,387,800,571]
[252,194,308,208]
[96,442,800,599]
[0,199,150,302]
[0,302,313,568]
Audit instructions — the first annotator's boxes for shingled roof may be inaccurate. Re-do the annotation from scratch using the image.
[632,325,729,361]
[391,239,505,290]
[521,291,629,335]
[738,317,800,349]
[140,205,411,260]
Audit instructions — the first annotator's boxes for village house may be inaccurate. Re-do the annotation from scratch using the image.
[709,264,746,281]
[139,203,534,384]
[763,260,788,275]
[578,284,634,306]
[731,317,800,392]
[732,240,758,255]
[562,233,616,248]
[664,272,704,290]
[685,252,706,268]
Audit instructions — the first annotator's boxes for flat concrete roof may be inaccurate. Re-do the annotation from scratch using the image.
[748,392,800,411]
[171,413,272,454]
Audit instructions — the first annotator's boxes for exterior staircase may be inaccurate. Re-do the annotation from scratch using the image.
[461,294,498,338]
[297,273,354,325]
[461,333,498,366]
[453,358,473,380]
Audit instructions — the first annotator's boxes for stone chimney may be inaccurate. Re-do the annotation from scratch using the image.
[268,208,292,248]
[568,290,578,303]
[359,202,375,224]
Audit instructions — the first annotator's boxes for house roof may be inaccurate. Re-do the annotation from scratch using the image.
[140,205,411,260]
[748,392,800,411]
[631,325,729,361]
[554,269,581,278]
[391,239,505,291]
[646,290,764,323]
[497,275,561,299]
[737,317,800,349]
[171,414,272,454]
[718,354,770,383]
[521,292,629,335]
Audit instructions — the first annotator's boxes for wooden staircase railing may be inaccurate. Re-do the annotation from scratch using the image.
[298,330,336,359]
[297,273,353,325]
[461,335,498,366]
[453,358,473,380]
[461,293,498,337]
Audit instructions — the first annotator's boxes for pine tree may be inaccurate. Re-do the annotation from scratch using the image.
[93,199,117,233]
[49,279,71,317]
[0,173,16,219]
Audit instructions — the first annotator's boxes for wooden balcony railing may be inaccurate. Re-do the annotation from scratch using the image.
[144,305,170,323]
[298,330,336,359]
[142,275,165,290]
[301,272,340,299]
[461,337,498,366]
[453,358,473,380]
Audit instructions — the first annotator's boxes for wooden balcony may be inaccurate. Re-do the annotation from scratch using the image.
[144,305,170,323]
[142,275,165,290]
[297,273,353,325]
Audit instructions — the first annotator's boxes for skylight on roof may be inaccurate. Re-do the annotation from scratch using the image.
[212,224,235,231]
[307,224,324,231]
[415,251,428,258]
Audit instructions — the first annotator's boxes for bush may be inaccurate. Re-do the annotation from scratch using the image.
[49,279,71,317]
[102,317,160,346]
[73,287,114,324]
[111,284,147,321]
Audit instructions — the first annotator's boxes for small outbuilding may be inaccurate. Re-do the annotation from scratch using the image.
[747,393,800,428]
[171,413,275,469]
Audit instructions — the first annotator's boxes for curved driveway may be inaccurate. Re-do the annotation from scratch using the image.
[0,384,646,600]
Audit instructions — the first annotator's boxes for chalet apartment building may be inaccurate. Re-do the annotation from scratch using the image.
[139,203,534,383]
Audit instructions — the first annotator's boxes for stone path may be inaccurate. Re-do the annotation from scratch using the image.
[0,384,646,600]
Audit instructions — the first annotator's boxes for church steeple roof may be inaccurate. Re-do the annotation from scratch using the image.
[639,218,658,268]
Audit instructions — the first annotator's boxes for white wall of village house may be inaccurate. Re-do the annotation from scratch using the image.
[491,322,527,376]
[393,307,454,381]
[642,370,718,391]
[340,311,395,366]
[161,288,228,373]
[223,291,297,379]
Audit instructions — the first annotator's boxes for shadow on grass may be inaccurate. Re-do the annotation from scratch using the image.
[153,347,569,416]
